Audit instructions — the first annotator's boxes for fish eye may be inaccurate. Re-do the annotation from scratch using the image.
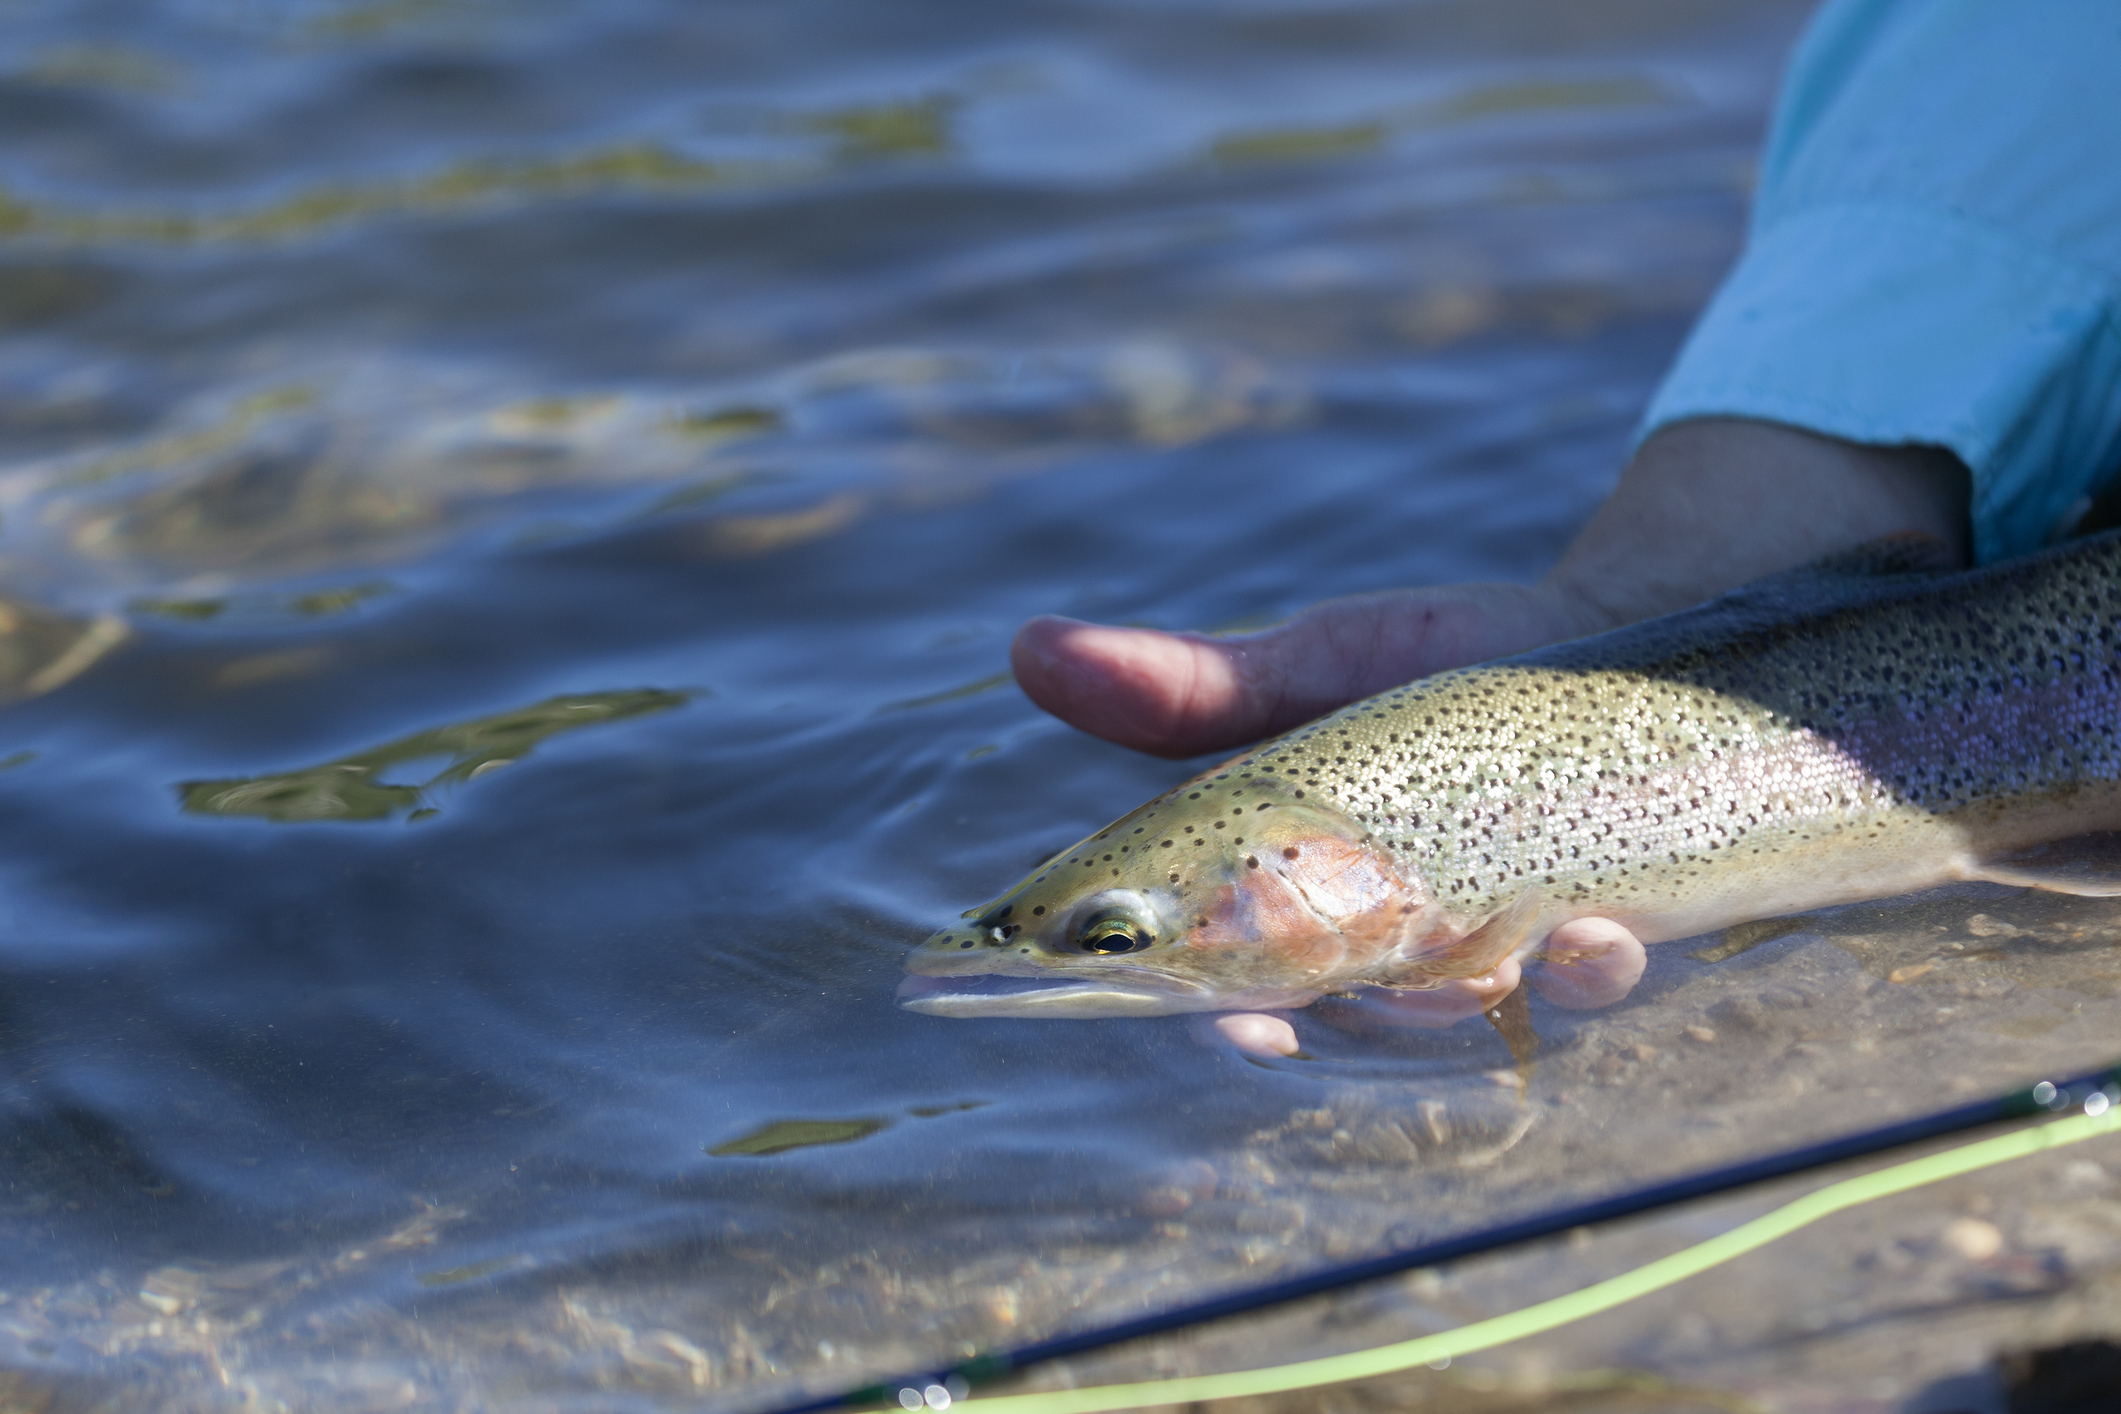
[1074,906,1155,955]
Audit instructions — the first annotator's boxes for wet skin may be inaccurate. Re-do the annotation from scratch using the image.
[1012,419,1972,1055]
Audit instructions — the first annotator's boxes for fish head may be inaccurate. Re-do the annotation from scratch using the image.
[901,771,1433,1018]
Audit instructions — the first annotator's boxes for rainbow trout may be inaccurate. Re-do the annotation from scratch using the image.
[901,533,2121,1018]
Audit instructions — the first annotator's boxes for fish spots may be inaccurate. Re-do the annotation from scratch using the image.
[1246,856,1259,868]
[1283,846,1300,859]
[1032,906,1045,916]
[960,941,975,949]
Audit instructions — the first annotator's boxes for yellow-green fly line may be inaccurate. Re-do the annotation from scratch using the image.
[930,1104,2121,1414]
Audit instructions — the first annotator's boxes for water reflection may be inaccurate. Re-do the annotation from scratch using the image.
[0,600,127,701]
[0,341,1308,593]
[1205,76,1671,168]
[179,689,687,822]
[17,44,180,96]
[709,1118,892,1157]
[709,1101,996,1158]
[132,580,394,622]
[0,90,968,250]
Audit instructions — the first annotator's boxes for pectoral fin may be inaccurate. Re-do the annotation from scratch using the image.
[1382,886,1544,988]
[1964,833,2121,897]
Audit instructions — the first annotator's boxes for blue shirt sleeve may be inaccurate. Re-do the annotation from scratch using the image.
[1639,0,2121,564]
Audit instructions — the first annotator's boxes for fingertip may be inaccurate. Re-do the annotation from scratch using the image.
[1528,918,1646,1010]
[1010,615,1120,733]
[1475,955,1523,1004]
[1010,616,1247,757]
[1329,960,1521,1032]
[1010,614,1088,671]
[1209,1012,1300,1057]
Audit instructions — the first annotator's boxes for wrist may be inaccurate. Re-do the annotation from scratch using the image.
[1542,417,1971,629]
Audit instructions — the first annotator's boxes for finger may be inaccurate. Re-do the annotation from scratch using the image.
[1012,617,1248,758]
[1012,584,1580,758]
[1324,957,1523,1032]
[1526,917,1646,1009]
[1207,1012,1301,1057]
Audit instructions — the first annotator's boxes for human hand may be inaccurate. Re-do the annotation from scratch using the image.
[1012,580,1602,760]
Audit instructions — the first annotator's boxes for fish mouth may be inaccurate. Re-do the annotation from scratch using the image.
[896,969,1211,1018]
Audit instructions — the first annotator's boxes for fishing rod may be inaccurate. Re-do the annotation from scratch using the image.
[756,1060,2121,1414]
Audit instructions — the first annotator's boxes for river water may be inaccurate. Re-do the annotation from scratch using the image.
[3,3,2117,1411]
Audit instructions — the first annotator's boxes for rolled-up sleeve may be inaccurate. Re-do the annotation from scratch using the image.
[1640,0,2121,564]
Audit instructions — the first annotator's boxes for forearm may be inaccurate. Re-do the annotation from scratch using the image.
[1635,1,2121,565]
